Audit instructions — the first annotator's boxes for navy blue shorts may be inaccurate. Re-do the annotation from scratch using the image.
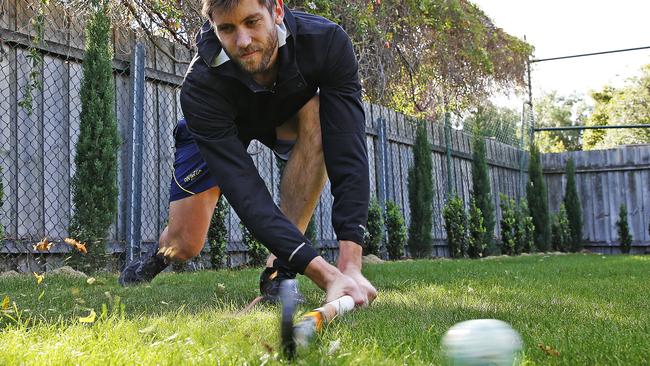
[169,118,295,202]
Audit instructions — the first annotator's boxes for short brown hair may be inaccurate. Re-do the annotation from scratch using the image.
[202,0,276,20]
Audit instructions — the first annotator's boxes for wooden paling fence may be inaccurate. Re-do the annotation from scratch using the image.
[542,145,650,254]
[2,0,536,272]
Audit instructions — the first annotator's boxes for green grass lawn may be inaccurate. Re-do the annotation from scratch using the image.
[1,253,649,365]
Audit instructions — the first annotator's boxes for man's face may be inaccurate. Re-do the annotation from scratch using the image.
[212,0,283,76]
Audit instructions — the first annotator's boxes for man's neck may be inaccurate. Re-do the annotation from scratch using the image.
[252,62,279,89]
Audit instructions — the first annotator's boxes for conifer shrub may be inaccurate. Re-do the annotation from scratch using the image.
[467,198,487,258]
[407,123,434,258]
[0,166,3,241]
[563,158,583,251]
[443,195,468,258]
[616,204,632,254]
[69,2,120,271]
[385,200,407,260]
[242,223,268,267]
[471,124,495,255]
[526,143,551,251]
[365,198,384,256]
[516,201,535,254]
[208,198,229,269]
[551,204,571,252]
[499,194,517,255]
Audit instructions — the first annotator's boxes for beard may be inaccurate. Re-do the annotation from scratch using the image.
[226,25,278,76]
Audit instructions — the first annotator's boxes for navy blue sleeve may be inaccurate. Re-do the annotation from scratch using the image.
[179,59,318,274]
[319,27,369,246]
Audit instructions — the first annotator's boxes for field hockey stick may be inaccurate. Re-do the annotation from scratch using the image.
[280,279,356,359]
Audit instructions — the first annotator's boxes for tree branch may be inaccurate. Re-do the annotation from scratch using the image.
[120,0,192,65]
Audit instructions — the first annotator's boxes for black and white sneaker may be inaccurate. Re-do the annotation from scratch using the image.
[118,253,168,286]
[259,266,305,304]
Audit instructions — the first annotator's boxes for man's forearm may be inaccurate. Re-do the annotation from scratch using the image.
[337,240,363,273]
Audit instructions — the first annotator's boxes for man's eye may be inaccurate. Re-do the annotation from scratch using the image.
[247,19,259,26]
[218,26,233,33]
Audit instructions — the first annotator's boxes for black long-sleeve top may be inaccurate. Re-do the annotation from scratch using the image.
[180,8,369,273]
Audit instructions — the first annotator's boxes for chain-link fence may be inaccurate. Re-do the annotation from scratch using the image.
[0,0,531,273]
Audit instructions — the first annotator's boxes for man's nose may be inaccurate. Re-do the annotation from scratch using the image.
[237,31,252,49]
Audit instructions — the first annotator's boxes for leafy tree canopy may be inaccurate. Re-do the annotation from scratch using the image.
[102,0,533,119]
[583,65,650,150]
[534,91,589,153]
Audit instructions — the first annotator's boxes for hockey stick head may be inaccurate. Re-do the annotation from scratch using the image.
[280,279,298,359]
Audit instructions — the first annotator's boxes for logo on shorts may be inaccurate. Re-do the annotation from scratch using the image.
[184,169,202,183]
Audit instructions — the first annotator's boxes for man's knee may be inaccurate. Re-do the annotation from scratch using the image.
[159,232,204,262]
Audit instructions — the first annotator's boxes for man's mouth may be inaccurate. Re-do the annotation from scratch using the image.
[240,50,259,59]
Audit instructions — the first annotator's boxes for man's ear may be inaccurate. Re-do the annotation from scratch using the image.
[273,0,284,25]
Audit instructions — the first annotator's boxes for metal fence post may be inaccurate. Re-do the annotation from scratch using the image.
[444,111,454,196]
[376,116,388,214]
[125,43,145,262]
[518,103,527,200]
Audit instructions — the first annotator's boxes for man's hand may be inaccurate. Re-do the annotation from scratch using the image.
[340,270,377,304]
[304,256,367,305]
[337,240,378,304]
[324,272,367,305]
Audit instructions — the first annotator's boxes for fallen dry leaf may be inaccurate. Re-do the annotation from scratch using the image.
[33,272,44,285]
[1,295,9,310]
[86,277,96,285]
[262,342,274,354]
[64,238,87,254]
[79,309,96,323]
[538,343,560,356]
[138,325,156,334]
[327,339,341,355]
[33,237,53,251]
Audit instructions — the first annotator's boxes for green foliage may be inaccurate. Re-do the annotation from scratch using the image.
[515,201,535,254]
[467,198,486,258]
[208,198,229,269]
[582,87,613,149]
[526,143,551,251]
[0,166,3,241]
[616,204,633,254]
[407,123,434,258]
[499,194,517,255]
[385,201,407,260]
[563,158,583,252]
[443,195,467,258]
[241,224,268,267]
[500,194,535,255]
[551,204,571,252]
[365,198,384,256]
[470,119,496,254]
[18,0,47,116]
[68,1,120,272]
[583,65,650,150]
[124,0,533,119]
[533,92,588,153]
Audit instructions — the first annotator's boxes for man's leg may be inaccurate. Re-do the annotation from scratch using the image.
[276,96,328,235]
[119,186,221,286]
[119,187,220,286]
[257,96,327,302]
[158,186,221,261]
[269,96,376,303]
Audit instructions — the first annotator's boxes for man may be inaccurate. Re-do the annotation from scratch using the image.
[119,0,376,305]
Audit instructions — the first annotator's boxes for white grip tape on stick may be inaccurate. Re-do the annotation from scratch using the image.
[315,295,355,323]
